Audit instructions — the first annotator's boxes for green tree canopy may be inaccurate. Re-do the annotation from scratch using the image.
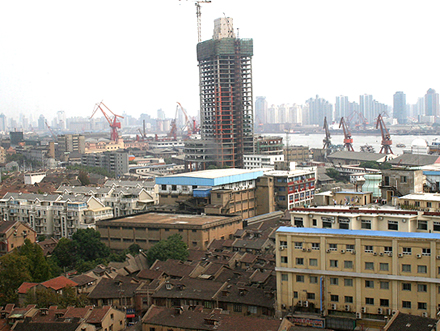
[0,253,31,304]
[16,239,52,282]
[146,234,188,265]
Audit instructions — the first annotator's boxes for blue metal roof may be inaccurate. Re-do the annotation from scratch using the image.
[276,226,440,240]
[424,171,440,176]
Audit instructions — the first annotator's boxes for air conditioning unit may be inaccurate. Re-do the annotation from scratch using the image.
[307,248,311,252]
[361,307,367,313]
[356,216,361,221]
[281,304,286,310]
[326,249,331,253]
[388,253,393,257]
[302,248,307,252]
[387,309,392,315]
[345,305,351,312]
[398,253,404,258]
[378,216,383,220]
[392,310,397,315]
[356,312,362,319]
[298,300,303,307]
[304,301,309,307]
[422,312,428,317]
[341,249,346,254]
[373,252,377,256]
[417,254,422,259]
[279,246,285,251]
[331,304,337,310]
[352,250,356,255]
[379,252,384,256]
[378,308,383,314]
[437,255,440,260]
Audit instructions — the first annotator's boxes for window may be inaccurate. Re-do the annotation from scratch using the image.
[402,264,411,272]
[365,262,374,270]
[345,296,353,303]
[365,245,373,253]
[361,219,372,229]
[312,219,317,226]
[330,260,338,268]
[380,281,389,290]
[402,283,411,291]
[293,291,298,298]
[311,243,320,250]
[380,299,390,307]
[346,244,355,252]
[296,275,304,283]
[418,220,428,230]
[365,280,374,288]
[344,260,353,269]
[233,304,242,312]
[380,263,389,271]
[161,185,167,190]
[415,201,420,207]
[384,246,392,253]
[329,243,337,251]
[330,295,339,302]
[279,240,288,247]
[427,202,432,208]
[418,302,427,310]
[248,306,257,314]
[281,256,288,264]
[403,247,412,255]
[322,220,332,228]
[418,265,427,274]
[307,293,315,300]
[294,242,303,249]
[344,278,353,287]
[296,258,304,265]
[309,258,318,266]
[400,176,407,183]
[281,274,288,281]
[418,284,427,292]
[388,220,398,231]
[434,222,440,232]
[422,248,431,256]
[310,276,318,284]
[171,185,177,191]
[204,301,213,309]
[402,301,411,309]
[365,298,374,305]
[294,218,303,227]
[330,278,338,285]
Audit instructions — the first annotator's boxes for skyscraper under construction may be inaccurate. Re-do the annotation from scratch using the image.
[185,18,254,170]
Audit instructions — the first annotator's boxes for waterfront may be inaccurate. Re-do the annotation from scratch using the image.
[266,133,439,156]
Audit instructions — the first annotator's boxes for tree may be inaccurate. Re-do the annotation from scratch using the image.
[78,170,90,186]
[71,228,110,262]
[128,243,141,256]
[146,234,188,265]
[0,253,31,304]
[25,285,89,308]
[51,238,76,268]
[16,239,52,282]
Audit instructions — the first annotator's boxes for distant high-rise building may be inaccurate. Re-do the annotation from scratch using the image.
[335,96,349,122]
[305,95,333,125]
[359,94,373,122]
[0,114,7,132]
[57,110,66,130]
[255,96,268,125]
[393,91,407,124]
[425,88,439,117]
[185,17,254,169]
[157,109,166,120]
[38,115,46,131]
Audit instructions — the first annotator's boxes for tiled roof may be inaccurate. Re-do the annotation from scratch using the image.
[386,312,438,331]
[87,276,140,300]
[13,321,82,331]
[86,306,111,324]
[17,282,38,294]
[63,306,93,319]
[216,284,275,309]
[137,269,164,280]
[0,220,16,234]
[150,259,196,279]
[41,276,78,291]
[152,277,224,301]
[70,274,96,287]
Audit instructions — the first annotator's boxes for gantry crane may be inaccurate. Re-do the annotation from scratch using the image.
[90,102,124,142]
[323,117,331,150]
[376,113,393,154]
[339,117,354,152]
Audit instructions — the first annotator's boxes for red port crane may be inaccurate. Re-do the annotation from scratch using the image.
[90,102,124,142]
[376,113,393,154]
[339,117,354,152]
[176,102,195,138]
[323,117,331,150]
[45,121,56,140]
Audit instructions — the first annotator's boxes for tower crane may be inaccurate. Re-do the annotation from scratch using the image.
[90,102,124,142]
[339,117,354,152]
[322,117,331,150]
[45,121,56,141]
[180,0,212,43]
[376,113,393,154]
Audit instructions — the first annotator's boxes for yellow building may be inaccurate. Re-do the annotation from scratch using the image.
[276,227,440,321]
[0,220,37,256]
[97,212,242,251]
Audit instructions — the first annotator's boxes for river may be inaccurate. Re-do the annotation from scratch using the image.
[264,133,439,156]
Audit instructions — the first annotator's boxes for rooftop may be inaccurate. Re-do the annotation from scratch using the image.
[277,226,440,240]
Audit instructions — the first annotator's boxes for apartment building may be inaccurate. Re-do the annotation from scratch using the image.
[81,151,128,176]
[276,227,440,321]
[0,220,36,256]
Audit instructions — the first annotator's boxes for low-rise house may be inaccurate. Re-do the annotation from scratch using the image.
[37,237,58,256]
[0,220,36,256]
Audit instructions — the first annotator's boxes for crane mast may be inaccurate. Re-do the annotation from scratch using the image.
[376,114,393,154]
[339,117,354,152]
[90,102,124,142]
[323,117,331,150]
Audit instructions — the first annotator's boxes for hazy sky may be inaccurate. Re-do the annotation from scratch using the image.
[1,0,439,121]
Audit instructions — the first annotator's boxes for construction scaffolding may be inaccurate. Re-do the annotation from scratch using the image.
[195,35,254,169]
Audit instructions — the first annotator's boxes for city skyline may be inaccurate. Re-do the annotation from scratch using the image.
[1,1,439,120]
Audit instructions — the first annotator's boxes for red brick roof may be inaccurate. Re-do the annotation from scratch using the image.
[86,306,111,324]
[17,282,38,294]
[41,276,78,291]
